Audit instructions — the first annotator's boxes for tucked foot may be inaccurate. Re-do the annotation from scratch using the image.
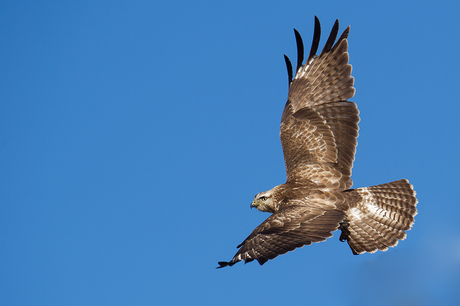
[338,220,351,242]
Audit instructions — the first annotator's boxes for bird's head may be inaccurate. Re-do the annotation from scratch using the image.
[251,189,276,213]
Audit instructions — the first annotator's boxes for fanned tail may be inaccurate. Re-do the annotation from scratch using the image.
[340,179,418,254]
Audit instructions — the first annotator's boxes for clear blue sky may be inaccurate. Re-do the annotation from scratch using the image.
[1,1,459,305]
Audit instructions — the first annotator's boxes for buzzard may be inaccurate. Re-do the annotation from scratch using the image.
[217,17,418,268]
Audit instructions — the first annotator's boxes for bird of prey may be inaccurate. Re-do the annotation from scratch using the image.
[217,17,418,268]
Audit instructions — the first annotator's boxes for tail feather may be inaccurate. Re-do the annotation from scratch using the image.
[341,179,418,254]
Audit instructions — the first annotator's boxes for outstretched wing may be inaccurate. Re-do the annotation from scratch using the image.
[218,191,345,267]
[281,16,359,190]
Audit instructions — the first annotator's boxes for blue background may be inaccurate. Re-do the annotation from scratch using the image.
[1,1,459,305]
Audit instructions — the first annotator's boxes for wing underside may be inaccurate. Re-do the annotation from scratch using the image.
[218,203,345,267]
[281,16,359,190]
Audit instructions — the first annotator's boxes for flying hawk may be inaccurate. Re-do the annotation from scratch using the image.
[217,17,418,268]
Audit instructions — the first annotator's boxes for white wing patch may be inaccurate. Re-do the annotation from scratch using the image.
[347,187,388,221]
[348,207,363,221]
[294,55,318,79]
[295,63,311,79]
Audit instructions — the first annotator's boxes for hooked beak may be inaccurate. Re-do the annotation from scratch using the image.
[250,201,258,209]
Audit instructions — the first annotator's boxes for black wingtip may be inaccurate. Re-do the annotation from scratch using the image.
[307,16,321,64]
[320,18,339,55]
[293,28,304,73]
[216,261,230,269]
[332,25,350,51]
[284,54,293,84]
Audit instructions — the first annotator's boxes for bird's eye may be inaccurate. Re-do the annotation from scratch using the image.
[260,196,267,201]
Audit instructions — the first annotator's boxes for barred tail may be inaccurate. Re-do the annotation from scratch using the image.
[340,179,418,255]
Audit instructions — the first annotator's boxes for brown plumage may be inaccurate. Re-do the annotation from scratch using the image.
[217,16,418,268]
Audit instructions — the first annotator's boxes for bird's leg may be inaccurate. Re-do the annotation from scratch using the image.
[338,220,351,242]
[338,219,359,255]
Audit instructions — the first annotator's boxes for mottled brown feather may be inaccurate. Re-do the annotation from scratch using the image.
[281,23,358,190]
[222,203,345,266]
[218,18,418,268]
[342,179,418,254]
